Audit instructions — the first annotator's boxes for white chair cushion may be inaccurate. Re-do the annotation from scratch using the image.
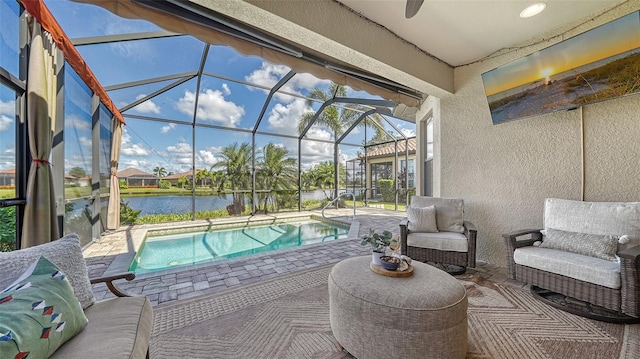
[407,232,468,252]
[544,198,640,251]
[407,205,439,233]
[514,247,621,289]
[410,196,465,233]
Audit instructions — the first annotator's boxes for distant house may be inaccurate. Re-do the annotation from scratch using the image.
[64,174,79,186]
[0,168,15,187]
[164,170,194,187]
[77,175,92,187]
[117,167,159,187]
[356,138,416,199]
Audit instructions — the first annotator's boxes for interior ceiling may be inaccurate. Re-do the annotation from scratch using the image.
[337,0,626,67]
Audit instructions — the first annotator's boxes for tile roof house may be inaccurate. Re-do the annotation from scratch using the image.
[0,168,15,187]
[116,167,159,187]
[354,138,417,200]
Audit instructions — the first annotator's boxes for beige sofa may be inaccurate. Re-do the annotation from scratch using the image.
[0,234,153,358]
[504,198,640,320]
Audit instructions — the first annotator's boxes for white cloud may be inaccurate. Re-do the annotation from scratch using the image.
[267,98,313,130]
[0,115,12,132]
[66,114,91,131]
[285,73,330,93]
[0,148,15,172]
[161,123,176,134]
[122,159,154,173]
[299,128,334,170]
[105,20,153,60]
[244,63,290,88]
[166,142,193,165]
[196,149,222,167]
[176,89,244,127]
[0,99,15,116]
[245,62,329,97]
[120,132,151,156]
[221,83,231,96]
[79,136,92,149]
[401,128,416,137]
[132,94,161,114]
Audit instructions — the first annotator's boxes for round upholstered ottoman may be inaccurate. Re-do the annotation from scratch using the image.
[328,256,467,359]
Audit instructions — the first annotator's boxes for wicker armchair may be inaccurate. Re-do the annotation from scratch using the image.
[503,198,640,321]
[400,196,477,273]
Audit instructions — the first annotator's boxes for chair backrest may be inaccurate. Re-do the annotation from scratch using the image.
[410,196,465,233]
[0,234,95,308]
[544,198,640,250]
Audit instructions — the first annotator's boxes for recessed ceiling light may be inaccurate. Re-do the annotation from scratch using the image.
[520,3,547,18]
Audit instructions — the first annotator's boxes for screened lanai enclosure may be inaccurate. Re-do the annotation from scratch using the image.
[0,0,431,250]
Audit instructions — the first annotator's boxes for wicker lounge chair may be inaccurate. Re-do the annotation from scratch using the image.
[504,198,640,322]
[400,196,477,274]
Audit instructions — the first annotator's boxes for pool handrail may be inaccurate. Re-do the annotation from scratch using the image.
[322,192,356,220]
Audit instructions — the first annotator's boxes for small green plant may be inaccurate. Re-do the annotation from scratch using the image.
[119,179,129,189]
[120,200,141,225]
[361,229,393,253]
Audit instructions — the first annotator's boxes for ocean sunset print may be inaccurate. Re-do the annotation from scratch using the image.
[482,11,640,125]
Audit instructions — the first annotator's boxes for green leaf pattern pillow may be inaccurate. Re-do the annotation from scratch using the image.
[0,256,88,359]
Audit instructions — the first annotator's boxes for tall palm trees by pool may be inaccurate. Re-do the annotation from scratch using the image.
[256,143,297,213]
[213,142,252,215]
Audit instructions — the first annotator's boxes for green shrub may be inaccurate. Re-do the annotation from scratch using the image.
[134,209,230,224]
[158,180,171,189]
[119,180,129,189]
[379,179,395,202]
[0,206,16,251]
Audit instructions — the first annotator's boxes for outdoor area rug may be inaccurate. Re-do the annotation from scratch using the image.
[150,264,640,359]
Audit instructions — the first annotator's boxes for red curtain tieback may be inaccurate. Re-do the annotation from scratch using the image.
[32,159,51,168]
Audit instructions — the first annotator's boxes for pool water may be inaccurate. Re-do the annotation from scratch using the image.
[130,220,349,274]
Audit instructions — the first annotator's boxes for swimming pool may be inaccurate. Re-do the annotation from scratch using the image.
[130,219,349,274]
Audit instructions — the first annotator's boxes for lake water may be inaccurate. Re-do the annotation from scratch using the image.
[122,190,336,216]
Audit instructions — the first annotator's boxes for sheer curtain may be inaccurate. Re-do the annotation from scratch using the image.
[107,120,123,230]
[22,17,60,246]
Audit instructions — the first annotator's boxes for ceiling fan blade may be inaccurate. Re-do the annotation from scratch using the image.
[405,0,424,19]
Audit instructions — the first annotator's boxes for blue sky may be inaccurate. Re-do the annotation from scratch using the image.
[5,0,415,176]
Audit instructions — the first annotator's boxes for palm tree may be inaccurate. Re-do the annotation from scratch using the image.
[297,82,388,141]
[212,142,252,215]
[177,175,189,189]
[195,168,210,187]
[255,143,298,213]
[152,166,167,178]
[302,161,345,201]
[207,170,225,191]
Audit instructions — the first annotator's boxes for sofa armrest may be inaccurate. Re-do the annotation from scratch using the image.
[90,272,136,298]
[464,221,477,268]
[502,229,543,279]
[619,245,640,317]
[399,218,409,255]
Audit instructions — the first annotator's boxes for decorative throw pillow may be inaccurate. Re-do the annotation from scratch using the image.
[0,234,95,309]
[539,228,618,261]
[0,256,88,359]
[407,205,439,233]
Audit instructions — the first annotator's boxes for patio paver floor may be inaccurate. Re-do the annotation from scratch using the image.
[84,208,519,306]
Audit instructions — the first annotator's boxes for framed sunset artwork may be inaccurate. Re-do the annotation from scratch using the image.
[482,11,640,125]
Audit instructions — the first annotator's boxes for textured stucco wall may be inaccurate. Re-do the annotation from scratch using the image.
[440,1,640,266]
